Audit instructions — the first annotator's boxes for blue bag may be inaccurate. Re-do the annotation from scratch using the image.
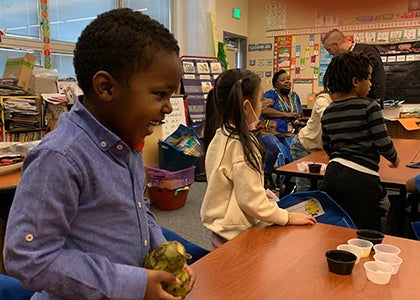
[278,190,357,229]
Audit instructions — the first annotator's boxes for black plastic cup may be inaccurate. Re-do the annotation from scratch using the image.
[356,229,384,245]
[326,250,357,275]
[308,163,322,173]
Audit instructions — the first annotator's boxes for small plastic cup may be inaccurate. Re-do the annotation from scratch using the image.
[374,253,403,274]
[364,261,394,284]
[326,249,357,275]
[337,244,363,264]
[348,238,373,258]
[308,163,322,173]
[373,243,401,256]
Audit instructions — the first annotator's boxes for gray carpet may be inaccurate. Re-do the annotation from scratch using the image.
[150,181,213,251]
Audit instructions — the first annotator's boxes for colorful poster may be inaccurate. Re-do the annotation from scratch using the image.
[274,35,292,72]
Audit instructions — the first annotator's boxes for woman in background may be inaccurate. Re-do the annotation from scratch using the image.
[259,69,302,190]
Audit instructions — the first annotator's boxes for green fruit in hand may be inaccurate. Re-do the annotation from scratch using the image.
[144,241,192,298]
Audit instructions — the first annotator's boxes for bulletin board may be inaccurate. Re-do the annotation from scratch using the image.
[273,34,326,103]
[271,29,420,104]
[376,41,420,103]
[180,56,223,124]
[292,79,314,106]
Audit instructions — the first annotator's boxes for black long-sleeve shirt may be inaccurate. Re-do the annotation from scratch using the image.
[321,97,398,172]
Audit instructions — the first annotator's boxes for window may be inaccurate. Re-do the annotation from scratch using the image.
[49,0,116,43]
[123,0,171,30]
[0,0,40,38]
[1,0,171,78]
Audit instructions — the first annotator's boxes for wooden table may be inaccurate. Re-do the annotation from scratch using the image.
[187,223,420,299]
[0,169,21,190]
[275,139,420,235]
[0,169,21,220]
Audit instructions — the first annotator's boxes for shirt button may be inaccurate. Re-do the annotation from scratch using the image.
[25,234,34,242]
[137,202,142,208]
[100,141,107,148]
[144,240,148,246]
[116,144,123,150]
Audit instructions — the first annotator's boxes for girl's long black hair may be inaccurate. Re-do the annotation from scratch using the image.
[203,68,263,173]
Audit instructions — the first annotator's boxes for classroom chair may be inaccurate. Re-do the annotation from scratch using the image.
[411,221,420,240]
[161,227,210,264]
[277,190,357,229]
[0,274,35,300]
[274,136,295,195]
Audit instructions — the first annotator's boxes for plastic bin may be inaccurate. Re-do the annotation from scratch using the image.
[145,165,195,190]
[148,185,189,210]
[159,124,204,171]
[158,140,201,171]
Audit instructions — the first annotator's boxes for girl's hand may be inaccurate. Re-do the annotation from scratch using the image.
[288,212,316,225]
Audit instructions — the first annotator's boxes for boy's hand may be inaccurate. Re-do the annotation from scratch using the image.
[389,156,400,168]
[144,269,182,300]
[184,263,196,293]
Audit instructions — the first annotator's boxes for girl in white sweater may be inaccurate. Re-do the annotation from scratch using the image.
[201,69,316,248]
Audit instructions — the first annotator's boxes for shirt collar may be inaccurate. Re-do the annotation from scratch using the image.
[349,41,356,52]
[69,100,131,159]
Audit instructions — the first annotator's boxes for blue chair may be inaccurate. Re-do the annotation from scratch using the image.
[273,137,295,194]
[278,190,357,229]
[274,137,293,168]
[161,227,210,264]
[0,274,35,300]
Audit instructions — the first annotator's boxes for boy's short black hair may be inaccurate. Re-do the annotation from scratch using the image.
[323,52,371,94]
[74,8,179,94]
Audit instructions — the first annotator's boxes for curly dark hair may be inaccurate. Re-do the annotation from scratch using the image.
[323,52,372,94]
[73,8,179,94]
[271,69,287,88]
[205,68,264,173]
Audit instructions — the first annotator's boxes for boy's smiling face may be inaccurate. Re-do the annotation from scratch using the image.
[95,51,182,147]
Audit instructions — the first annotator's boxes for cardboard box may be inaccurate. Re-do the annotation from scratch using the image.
[2,53,36,90]
[29,77,58,95]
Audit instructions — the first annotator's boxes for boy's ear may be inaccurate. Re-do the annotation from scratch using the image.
[92,71,116,102]
[352,77,359,88]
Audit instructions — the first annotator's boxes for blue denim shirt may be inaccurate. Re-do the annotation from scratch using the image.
[3,100,166,299]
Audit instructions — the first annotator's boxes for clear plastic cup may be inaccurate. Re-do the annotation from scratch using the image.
[374,253,403,274]
[348,238,373,258]
[364,261,394,284]
[373,243,401,256]
[337,244,363,264]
